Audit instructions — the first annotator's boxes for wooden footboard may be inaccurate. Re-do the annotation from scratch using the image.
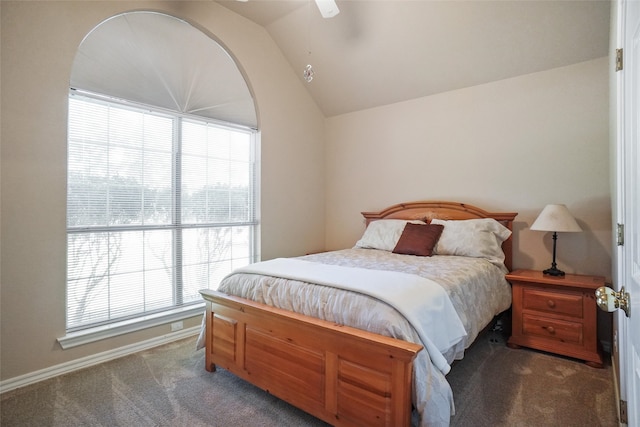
[200,289,423,427]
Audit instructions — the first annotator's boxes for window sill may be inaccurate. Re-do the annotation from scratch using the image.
[58,303,205,349]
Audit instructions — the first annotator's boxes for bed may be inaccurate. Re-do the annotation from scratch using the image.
[198,201,518,427]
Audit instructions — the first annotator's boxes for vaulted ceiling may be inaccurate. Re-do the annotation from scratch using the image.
[216,0,611,117]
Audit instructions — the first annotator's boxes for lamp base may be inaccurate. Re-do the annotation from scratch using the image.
[543,266,565,276]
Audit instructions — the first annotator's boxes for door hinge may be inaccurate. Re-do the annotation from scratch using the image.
[620,399,628,424]
[616,48,623,71]
[617,223,624,246]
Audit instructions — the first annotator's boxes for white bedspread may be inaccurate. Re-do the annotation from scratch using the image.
[199,249,512,427]
[231,258,466,375]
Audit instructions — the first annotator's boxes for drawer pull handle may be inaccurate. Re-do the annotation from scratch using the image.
[543,326,556,334]
[547,300,556,308]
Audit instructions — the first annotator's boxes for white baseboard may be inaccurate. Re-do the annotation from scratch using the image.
[0,326,200,395]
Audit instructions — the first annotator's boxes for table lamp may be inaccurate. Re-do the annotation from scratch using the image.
[530,204,582,276]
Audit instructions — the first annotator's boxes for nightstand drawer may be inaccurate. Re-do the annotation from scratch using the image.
[522,288,583,318]
[507,270,604,367]
[522,314,583,345]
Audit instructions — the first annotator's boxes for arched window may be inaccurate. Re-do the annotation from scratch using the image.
[63,12,259,345]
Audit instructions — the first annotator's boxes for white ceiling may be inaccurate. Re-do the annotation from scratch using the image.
[216,0,611,117]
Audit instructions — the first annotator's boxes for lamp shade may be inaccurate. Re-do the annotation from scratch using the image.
[530,204,582,233]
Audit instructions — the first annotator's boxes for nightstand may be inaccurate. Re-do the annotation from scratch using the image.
[506,269,604,368]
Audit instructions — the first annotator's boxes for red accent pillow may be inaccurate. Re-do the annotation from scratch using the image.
[392,223,444,257]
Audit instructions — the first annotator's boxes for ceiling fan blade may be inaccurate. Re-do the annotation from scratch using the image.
[315,0,339,18]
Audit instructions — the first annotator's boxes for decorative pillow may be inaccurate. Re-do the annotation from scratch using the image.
[354,219,426,251]
[392,223,444,256]
[431,218,512,265]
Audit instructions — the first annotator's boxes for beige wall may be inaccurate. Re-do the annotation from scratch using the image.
[0,1,325,381]
[325,58,611,279]
[1,1,612,384]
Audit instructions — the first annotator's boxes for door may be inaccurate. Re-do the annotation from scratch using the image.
[617,0,640,424]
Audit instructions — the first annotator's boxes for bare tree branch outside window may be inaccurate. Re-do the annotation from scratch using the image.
[66,94,256,331]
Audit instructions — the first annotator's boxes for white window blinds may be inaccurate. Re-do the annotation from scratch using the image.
[67,93,257,331]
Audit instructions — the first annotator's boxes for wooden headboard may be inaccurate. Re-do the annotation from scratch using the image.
[361,201,518,271]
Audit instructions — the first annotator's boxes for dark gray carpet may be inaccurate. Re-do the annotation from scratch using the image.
[1,338,328,427]
[448,329,618,427]
[1,330,617,426]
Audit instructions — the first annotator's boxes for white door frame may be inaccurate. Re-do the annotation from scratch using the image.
[614,0,639,425]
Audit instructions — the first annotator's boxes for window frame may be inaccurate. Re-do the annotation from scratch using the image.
[60,90,259,348]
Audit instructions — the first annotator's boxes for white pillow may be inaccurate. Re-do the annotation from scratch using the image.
[431,218,512,266]
[355,219,426,252]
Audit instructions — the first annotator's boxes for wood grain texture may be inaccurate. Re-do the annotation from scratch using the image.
[200,291,422,426]
[506,269,604,368]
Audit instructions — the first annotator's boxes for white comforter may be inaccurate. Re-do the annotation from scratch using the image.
[232,257,467,374]
[199,248,511,427]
